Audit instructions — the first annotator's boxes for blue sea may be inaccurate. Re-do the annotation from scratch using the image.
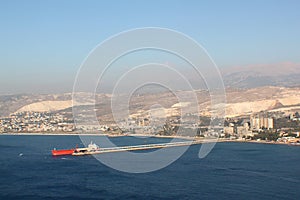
[0,135,300,200]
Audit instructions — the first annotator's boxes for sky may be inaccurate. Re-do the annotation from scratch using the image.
[0,0,299,94]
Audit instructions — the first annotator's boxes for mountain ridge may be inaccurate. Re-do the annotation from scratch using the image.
[1,86,300,119]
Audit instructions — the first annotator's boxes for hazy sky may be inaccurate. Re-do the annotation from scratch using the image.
[0,0,299,94]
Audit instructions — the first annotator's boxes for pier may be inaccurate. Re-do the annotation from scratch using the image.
[72,140,203,156]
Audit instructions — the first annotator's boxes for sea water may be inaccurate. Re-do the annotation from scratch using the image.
[0,135,299,199]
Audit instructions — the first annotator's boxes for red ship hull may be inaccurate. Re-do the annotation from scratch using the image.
[52,149,74,156]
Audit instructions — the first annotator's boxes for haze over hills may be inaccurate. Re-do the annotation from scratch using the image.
[223,62,300,88]
[1,63,299,119]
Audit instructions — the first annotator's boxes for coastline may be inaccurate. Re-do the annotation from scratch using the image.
[0,132,110,136]
[1,132,297,146]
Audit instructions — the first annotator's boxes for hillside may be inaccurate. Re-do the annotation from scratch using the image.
[1,86,300,119]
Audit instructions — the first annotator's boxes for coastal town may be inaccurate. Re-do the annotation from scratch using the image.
[0,111,75,133]
[1,109,300,145]
[1,1,300,199]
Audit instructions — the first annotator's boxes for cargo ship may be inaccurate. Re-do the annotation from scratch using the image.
[52,148,75,156]
[52,142,100,156]
[72,142,100,156]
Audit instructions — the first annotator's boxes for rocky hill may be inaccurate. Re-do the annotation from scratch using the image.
[1,86,300,119]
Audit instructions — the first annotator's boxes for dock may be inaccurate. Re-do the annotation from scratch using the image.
[72,140,203,156]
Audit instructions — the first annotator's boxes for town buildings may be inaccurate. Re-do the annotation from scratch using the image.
[250,114,274,130]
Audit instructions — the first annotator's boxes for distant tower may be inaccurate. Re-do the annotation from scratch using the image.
[250,115,260,130]
[267,118,274,129]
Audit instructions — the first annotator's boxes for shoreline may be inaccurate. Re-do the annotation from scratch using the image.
[0,132,297,146]
[0,132,110,136]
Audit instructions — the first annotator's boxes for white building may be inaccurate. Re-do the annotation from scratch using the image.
[250,115,274,130]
